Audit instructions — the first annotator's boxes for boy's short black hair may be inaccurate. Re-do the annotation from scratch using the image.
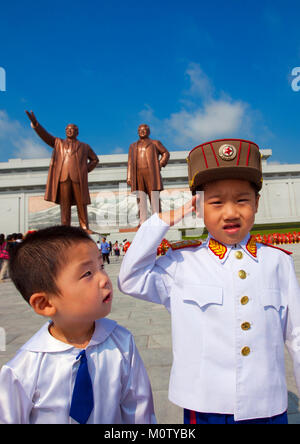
[9,225,93,304]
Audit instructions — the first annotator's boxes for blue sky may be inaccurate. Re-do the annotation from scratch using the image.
[1,0,300,164]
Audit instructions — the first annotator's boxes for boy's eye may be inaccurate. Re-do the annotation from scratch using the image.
[81,271,92,279]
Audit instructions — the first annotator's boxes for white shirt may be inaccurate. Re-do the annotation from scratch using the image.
[118,213,300,421]
[0,318,156,424]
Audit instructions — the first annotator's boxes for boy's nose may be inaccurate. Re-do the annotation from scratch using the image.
[224,203,239,219]
[99,275,110,289]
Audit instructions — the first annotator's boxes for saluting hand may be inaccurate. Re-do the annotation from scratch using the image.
[158,195,202,226]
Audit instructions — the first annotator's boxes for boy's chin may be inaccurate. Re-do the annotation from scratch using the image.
[218,229,246,245]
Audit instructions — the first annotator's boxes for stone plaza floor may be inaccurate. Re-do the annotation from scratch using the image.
[0,243,300,424]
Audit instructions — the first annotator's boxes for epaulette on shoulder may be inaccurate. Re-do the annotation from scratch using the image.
[260,241,293,255]
[170,239,202,250]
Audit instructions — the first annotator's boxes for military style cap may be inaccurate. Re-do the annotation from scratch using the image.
[187,138,263,193]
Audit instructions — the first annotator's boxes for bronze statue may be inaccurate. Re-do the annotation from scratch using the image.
[25,111,99,233]
[127,124,170,223]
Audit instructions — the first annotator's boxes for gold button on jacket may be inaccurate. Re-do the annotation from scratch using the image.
[241,322,251,331]
[235,251,243,259]
[238,270,247,279]
[241,346,251,356]
[241,296,249,305]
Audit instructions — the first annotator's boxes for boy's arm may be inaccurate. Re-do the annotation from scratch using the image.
[118,199,196,308]
[120,335,156,424]
[118,213,172,307]
[0,365,33,424]
[284,257,300,394]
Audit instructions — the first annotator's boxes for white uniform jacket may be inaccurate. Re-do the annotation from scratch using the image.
[118,213,300,421]
[0,318,156,424]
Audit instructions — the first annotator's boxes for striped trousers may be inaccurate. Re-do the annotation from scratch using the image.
[184,409,288,424]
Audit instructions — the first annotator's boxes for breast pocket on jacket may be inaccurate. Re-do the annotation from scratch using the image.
[260,289,286,339]
[260,289,285,312]
[180,284,223,311]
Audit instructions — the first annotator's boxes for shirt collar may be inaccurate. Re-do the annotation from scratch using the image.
[21,318,117,353]
[205,233,258,263]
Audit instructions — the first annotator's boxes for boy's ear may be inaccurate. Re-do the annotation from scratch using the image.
[29,292,56,317]
[255,193,260,213]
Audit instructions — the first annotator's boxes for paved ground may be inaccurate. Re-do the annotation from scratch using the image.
[0,243,300,424]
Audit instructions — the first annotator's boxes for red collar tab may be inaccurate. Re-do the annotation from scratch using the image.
[208,238,227,260]
[246,236,257,258]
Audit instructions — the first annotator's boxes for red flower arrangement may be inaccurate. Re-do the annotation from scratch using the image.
[255,232,300,244]
[122,231,299,257]
[157,238,171,256]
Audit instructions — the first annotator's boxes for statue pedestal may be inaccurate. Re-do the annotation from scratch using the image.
[119,227,139,233]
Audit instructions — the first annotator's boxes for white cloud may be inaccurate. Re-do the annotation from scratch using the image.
[112,146,125,154]
[0,110,51,159]
[184,62,214,100]
[13,137,51,159]
[139,63,268,149]
[165,99,247,145]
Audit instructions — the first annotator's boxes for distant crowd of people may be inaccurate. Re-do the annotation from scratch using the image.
[0,233,24,282]
[0,231,128,283]
[96,237,124,264]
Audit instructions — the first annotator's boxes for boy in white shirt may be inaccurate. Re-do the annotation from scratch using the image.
[118,138,300,424]
[0,225,156,424]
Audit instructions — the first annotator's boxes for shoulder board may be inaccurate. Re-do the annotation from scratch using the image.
[260,242,293,255]
[170,239,202,250]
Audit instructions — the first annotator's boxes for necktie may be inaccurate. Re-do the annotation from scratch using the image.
[70,350,94,424]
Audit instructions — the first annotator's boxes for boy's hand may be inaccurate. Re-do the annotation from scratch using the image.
[158,195,200,226]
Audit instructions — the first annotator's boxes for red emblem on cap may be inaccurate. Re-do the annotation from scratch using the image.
[224,146,233,156]
[219,144,237,161]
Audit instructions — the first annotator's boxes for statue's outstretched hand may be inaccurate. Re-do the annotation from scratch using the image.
[25,110,38,127]
[25,110,55,147]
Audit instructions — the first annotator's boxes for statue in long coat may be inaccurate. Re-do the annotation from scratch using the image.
[127,124,169,224]
[26,111,99,233]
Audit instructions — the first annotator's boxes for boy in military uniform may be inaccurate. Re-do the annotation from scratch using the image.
[118,138,300,424]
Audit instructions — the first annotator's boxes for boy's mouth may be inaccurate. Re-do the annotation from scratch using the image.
[103,291,112,304]
[223,223,241,234]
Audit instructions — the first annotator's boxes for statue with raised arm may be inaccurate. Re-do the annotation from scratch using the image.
[127,124,170,224]
[25,111,99,233]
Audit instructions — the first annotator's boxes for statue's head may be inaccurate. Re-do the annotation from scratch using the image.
[138,124,150,139]
[65,124,79,140]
